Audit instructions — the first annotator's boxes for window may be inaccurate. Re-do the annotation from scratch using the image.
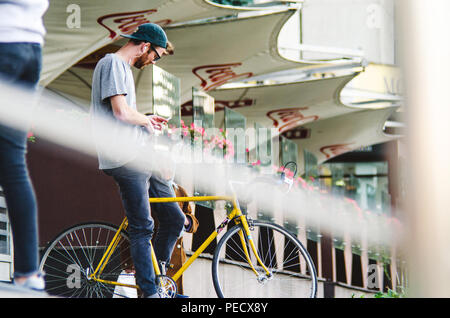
[319,162,390,216]
[211,0,254,6]
[0,186,13,282]
[0,189,10,256]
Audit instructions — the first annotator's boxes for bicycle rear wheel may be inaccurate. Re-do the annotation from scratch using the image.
[212,220,317,298]
[39,222,135,298]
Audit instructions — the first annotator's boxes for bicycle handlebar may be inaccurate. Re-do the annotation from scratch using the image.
[251,161,297,191]
[229,161,298,205]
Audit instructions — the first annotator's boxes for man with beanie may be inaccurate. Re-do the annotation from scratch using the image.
[90,23,185,298]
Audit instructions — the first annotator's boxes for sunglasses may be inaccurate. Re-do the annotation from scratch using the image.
[149,44,161,62]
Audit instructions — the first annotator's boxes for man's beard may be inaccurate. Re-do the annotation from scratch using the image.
[133,56,146,69]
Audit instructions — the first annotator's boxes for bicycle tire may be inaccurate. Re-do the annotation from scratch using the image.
[212,220,318,298]
[39,222,136,298]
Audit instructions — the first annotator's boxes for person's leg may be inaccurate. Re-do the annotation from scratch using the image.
[0,42,42,286]
[149,175,185,267]
[0,132,39,279]
[19,44,42,88]
[104,166,157,297]
[0,43,27,84]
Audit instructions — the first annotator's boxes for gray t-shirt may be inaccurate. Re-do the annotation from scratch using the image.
[90,53,145,169]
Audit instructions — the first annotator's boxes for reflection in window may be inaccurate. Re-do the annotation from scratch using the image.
[152,65,181,131]
[319,162,390,216]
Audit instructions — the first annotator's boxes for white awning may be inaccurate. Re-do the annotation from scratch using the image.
[293,106,399,169]
[207,74,360,133]
[46,8,321,113]
[136,8,322,105]
[41,0,254,86]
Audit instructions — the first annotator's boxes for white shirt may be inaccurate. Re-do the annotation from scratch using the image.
[0,0,49,45]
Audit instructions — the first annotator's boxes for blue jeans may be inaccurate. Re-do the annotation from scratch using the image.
[103,166,185,297]
[0,42,42,278]
[0,43,42,277]
[149,175,186,266]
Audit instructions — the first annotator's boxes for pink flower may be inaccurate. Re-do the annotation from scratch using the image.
[285,169,294,178]
[251,160,261,166]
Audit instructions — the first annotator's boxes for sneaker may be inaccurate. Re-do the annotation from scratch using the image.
[163,290,189,298]
[14,273,45,292]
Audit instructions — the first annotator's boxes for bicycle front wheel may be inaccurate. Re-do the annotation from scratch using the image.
[212,220,318,298]
[39,222,135,298]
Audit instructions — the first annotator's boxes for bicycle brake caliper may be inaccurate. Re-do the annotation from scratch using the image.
[247,217,254,231]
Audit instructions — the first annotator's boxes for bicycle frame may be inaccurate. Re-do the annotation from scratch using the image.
[88,195,272,291]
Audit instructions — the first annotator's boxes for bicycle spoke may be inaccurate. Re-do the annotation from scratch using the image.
[40,223,135,298]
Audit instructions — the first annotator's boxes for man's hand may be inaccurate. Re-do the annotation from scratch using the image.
[147,114,168,132]
[110,96,170,135]
[144,119,155,135]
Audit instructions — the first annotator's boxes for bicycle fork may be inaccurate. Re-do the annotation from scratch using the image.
[171,207,272,283]
[235,214,272,279]
[211,206,273,280]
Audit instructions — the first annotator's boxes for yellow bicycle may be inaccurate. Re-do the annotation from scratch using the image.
[39,176,318,298]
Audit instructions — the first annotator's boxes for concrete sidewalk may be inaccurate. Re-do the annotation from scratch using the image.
[0,282,49,298]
